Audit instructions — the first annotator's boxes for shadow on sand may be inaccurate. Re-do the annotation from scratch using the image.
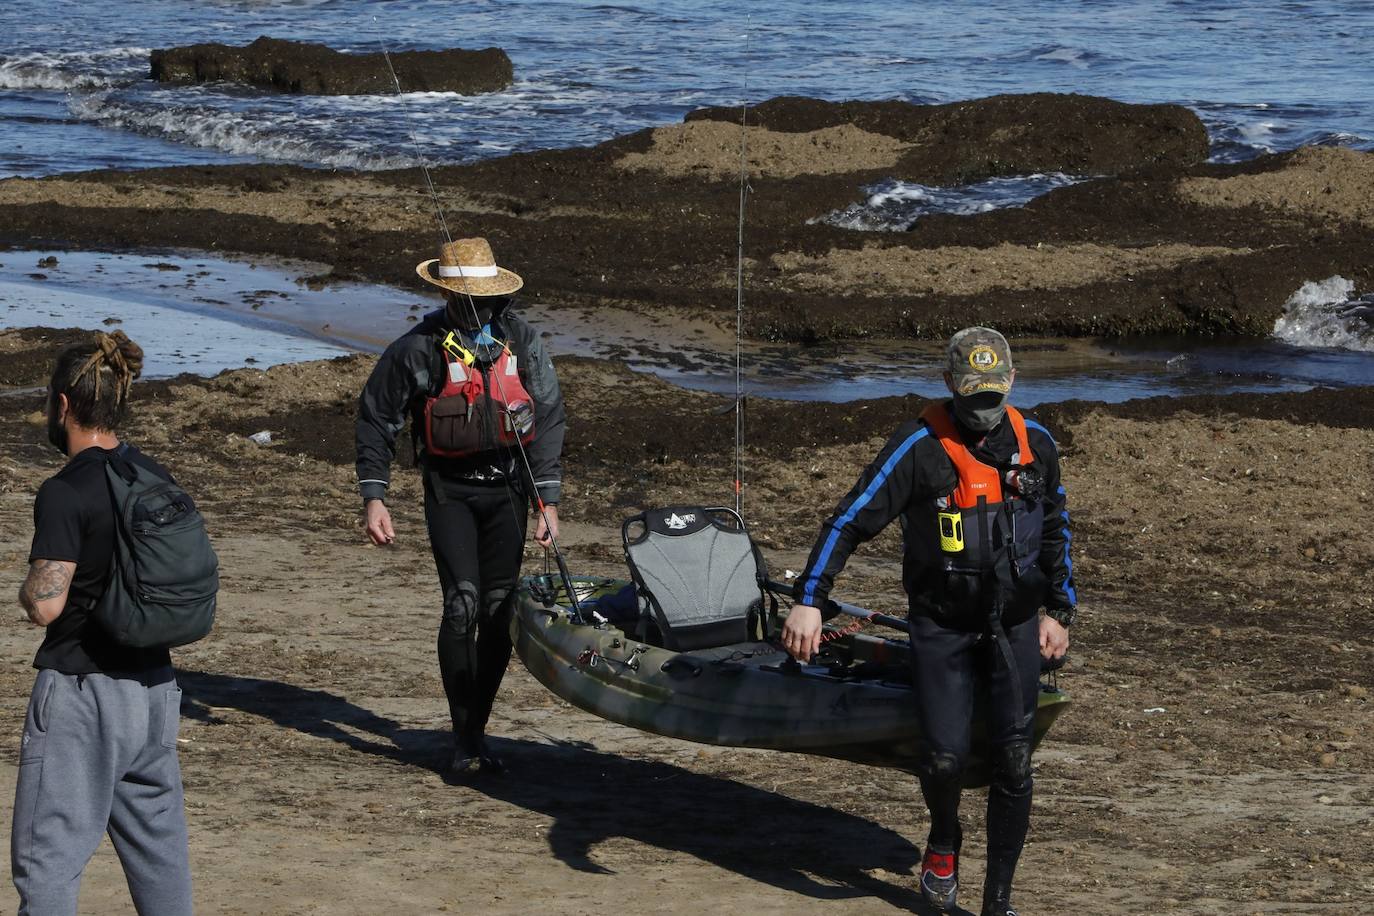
[180,669,935,910]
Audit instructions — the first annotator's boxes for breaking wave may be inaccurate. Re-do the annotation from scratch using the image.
[0,47,147,91]
[1273,276,1374,351]
[813,172,1085,231]
[1031,46,1096,68]
[68,92,416,171]
[1200,103,1374,164]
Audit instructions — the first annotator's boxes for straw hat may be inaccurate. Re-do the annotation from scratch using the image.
[415,237,523,297]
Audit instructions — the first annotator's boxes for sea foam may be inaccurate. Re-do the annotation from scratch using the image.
[1273,276,1374,351]
[68,92,415,171]
[814,173,1084,231]
[0,47,147,91]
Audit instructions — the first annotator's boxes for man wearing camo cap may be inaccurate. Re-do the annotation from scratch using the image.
[783,326,1078,916]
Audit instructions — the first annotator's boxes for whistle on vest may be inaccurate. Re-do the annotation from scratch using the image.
[441,331,476,367]
[938,510,965,553]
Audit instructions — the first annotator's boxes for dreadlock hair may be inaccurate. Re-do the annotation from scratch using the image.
[49,331,144,431]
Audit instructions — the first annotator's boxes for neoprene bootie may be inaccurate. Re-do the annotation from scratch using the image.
[919,847,958,911]
[450,733,503,775]
[981,886,1020,916]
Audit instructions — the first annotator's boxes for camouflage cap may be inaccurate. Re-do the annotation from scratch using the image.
[947,326,1014,396]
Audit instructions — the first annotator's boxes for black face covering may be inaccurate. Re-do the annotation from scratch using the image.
[951,390,1008,433]
[446,294,511,332]
[45,394,68,456]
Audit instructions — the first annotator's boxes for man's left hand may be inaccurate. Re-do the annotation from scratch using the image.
[1039,615,1069,661]
[534,505,559,548]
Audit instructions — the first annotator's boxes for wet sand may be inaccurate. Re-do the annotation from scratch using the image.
[0,327,1370,913]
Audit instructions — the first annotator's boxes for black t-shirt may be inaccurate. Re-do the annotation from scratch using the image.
[28,444,173,674]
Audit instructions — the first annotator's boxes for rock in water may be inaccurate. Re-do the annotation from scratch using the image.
[150,36,513,95]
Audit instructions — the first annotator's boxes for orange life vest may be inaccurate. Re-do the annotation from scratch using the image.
[920,403,1035,509]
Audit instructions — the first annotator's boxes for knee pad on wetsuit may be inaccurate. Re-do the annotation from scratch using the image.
[919,749,965,781]
[992,740,1033,792]
[481,586,514,620]
[442,581,480,634]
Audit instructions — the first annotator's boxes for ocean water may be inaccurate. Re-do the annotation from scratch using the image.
[3,1,1374,394]
[0,250,359,376]
[1,0,1371,180]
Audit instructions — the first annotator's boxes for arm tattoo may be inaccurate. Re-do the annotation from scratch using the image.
[29,561,72,600]
[20,560,73,615]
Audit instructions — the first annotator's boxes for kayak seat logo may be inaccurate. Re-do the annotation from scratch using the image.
[665,513,696,529]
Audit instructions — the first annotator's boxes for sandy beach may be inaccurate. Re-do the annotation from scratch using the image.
[1,93,1372,914]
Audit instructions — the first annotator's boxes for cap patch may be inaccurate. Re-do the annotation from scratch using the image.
[969,345,1001,373]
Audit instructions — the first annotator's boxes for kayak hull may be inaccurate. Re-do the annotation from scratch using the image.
[513,576,1070,787]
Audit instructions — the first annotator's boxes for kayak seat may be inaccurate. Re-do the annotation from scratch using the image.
[622,506,768,652]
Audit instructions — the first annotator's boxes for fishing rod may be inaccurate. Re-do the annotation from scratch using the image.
[763,579,909,635]
[377,30,588,622]
[731,19,751,517]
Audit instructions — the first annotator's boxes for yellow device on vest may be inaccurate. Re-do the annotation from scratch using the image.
[938,511,964,553]
[441,331,476,366]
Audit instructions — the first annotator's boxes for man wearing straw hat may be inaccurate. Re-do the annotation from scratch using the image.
[356,237,566,774]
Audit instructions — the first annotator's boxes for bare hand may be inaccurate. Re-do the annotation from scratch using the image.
[534,504,559,548]
[364,500,395,546]
[1039,615,1069,661]
[781,604,823,662]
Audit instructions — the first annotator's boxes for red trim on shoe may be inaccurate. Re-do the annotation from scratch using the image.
[922,850,957,879]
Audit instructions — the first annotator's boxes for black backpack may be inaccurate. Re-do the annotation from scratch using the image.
[92,452,219,648]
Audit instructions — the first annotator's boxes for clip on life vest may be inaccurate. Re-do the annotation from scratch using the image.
[921,403,1035,510]
[441,330,476,367]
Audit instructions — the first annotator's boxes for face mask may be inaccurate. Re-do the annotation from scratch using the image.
[46,393,69,456]
[447,295,509,332]
[951,391,1008,432]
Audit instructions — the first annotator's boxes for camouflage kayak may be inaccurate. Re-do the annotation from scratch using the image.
[513,575,1070,787]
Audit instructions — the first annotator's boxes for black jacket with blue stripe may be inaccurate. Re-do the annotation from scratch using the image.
[794,401,1076,617]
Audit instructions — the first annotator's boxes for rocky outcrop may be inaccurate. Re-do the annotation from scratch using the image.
[687,93,1210,183]
[149,36,513,95]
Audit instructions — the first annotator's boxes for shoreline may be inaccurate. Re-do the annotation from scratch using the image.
[1,94,1371,344]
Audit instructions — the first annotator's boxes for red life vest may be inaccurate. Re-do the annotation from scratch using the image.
[920,403,1035,509]
[423,343,536,459]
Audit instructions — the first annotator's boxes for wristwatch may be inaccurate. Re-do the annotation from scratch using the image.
[1045,605,1077,628]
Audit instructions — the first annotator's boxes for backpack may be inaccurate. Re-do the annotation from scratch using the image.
[92,452,219,648]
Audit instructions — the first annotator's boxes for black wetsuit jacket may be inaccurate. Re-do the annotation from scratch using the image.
[355,307,566,506]
[794,402,1076,619]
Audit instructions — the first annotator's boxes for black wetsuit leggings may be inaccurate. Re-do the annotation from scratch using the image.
[424,475,528,743]
[909,612,1041,904]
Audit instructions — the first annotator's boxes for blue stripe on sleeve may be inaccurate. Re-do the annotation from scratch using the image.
[1027,420,1075,603]
[1056,483,1077,604]
[801,427,929,605]
[1024,419,1056,447]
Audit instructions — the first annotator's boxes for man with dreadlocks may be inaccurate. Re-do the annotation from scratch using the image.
[356,237,566,775]
[14,331,194,915]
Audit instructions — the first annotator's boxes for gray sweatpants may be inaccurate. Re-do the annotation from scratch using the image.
[11,668,192,916]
